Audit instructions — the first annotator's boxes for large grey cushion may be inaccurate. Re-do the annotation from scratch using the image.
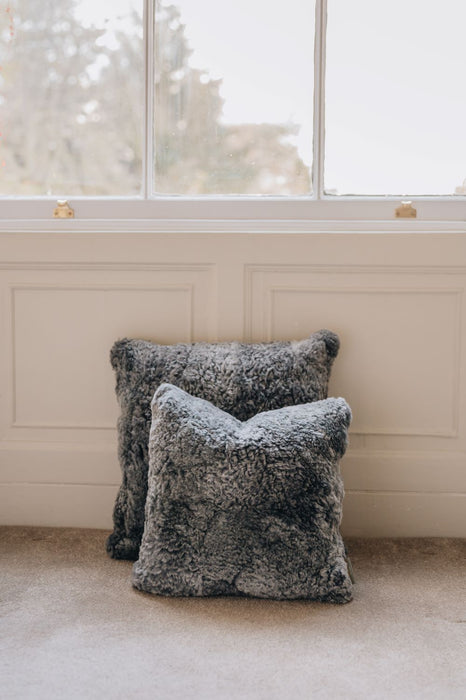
[107,329,339,560]
[132,384,353,603]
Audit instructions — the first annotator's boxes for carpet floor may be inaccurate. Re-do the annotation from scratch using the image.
[0,528,465,699]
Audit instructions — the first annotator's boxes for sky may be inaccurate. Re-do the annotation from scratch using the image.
[325,0,466,195]
[173,0,315,167]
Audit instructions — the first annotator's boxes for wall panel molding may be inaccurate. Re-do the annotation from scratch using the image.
[1,218,466,234]
[0,261,216,272]
[3,444,465,492]
[268,286,462,438]
[1,483,464,537]
[341,492,466,537]
[245,264,465,442]
[342,449,466,493]
[1,263,217,443]
[0,445,119,486]
[1,234,465,535]
[0,483,118,529]
[10,284,194,431]
[244,263,466,340]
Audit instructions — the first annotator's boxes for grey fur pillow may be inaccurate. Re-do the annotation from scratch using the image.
[107,329,339,560]
[133,384,353,603]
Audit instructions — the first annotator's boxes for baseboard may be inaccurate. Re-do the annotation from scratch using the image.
[0,482,464,537]
[0,483,117,529]
[341,491,466,537]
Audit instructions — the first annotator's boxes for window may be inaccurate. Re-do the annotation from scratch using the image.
[1,0,465,221]
[325,0,466,197]
[0,0,144,197]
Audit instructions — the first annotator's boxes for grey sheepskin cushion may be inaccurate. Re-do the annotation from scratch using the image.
[132,384,353,603]
[107,330,340,560]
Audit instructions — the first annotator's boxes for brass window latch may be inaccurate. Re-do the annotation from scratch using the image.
[53,200,75,218]
[395,201,417,218]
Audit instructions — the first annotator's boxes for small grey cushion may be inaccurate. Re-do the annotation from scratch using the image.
[107,330,340,560]
[132,384,353,603]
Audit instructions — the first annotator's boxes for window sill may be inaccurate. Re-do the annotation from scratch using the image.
[0,218,465,235]
[1,195,466,223]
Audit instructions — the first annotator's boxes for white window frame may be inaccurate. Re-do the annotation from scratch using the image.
[1,0,466,230]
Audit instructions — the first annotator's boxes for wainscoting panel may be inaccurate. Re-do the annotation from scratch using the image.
[341,492,466,538]
[12,285,193,429]
[245,265,465,445]
[0,264,216,444]
[1,230,465,536]
[0,483,118,529]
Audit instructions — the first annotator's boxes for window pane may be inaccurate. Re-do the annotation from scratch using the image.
[0,0,143,196]
[325,0,466,196]
[153,0,314,195]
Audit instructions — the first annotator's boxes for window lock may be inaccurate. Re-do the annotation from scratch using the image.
[53,200,74,219]
[395,201,417,218]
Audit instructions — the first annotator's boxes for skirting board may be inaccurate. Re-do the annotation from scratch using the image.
[0,483,464,537]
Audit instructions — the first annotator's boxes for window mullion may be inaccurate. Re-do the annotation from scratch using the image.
[143,0,155,200]
[312,0,327,200]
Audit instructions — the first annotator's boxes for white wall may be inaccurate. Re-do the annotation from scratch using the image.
[1,224,465,536]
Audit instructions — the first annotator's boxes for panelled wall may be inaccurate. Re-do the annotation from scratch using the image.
[1,226,465,536]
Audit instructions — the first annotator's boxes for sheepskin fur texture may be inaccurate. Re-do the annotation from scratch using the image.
[107,330,340,560]
[132,384,352,603]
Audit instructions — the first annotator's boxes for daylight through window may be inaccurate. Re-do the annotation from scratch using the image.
[0,0,465,204]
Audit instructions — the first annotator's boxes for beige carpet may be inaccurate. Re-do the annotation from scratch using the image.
[0,528,465,699]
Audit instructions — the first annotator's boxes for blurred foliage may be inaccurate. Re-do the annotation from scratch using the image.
[0,1,310,196]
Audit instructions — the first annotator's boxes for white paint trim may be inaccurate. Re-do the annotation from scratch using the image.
[0,483,117,529]
[2,444,465,492]
[342,449,466,493]
[341,492,466,538]
[1,196,466,224]
[2,0,466,224]
[1,483,463,536]
[265,286,462,438]
[1,218,466,235]
[143,0,155,199]
[313,0,327,198]
[1,228,464,536]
